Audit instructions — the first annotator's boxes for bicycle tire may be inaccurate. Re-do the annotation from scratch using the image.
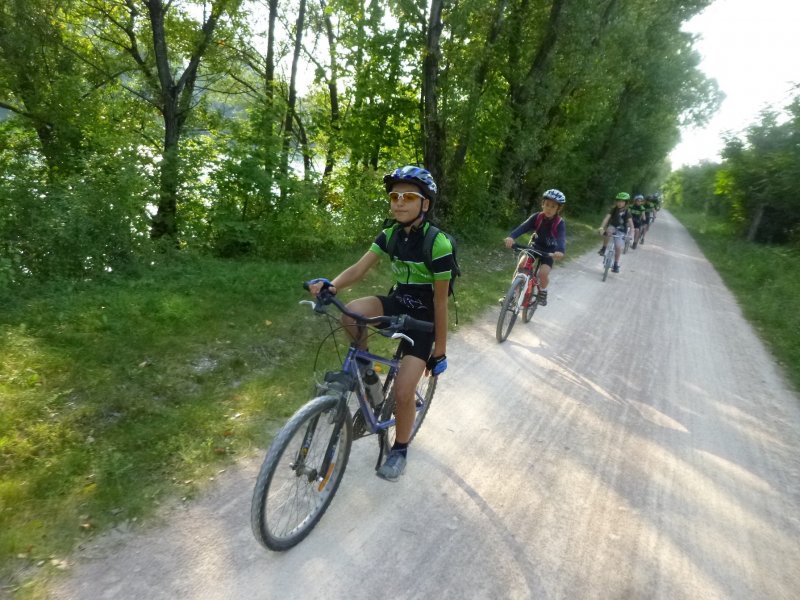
[602,247,613,282]
[623,238,630,254]
[379,374,437,454]
[522,283,538,323]
[496,275,525,342]
[251,395,352,551]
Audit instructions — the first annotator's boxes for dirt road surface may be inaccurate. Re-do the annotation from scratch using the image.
[49,211,800,600]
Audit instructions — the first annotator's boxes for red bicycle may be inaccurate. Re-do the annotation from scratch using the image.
[496,244,550,342]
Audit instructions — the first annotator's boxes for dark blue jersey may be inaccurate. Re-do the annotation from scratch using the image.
[509,212,567,254]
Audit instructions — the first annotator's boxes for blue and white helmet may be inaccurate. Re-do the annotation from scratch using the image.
[383,165,438,200]
[542,188,566,205]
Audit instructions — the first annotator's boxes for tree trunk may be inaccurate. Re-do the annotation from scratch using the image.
[449,0,509,177]
[280,0,307,200]
[422,0,447,219]
[264,0,279,177]
[151,110,181,240]
[491,0,567,203]
[294,112,312,179]
[320,0,340,192]
[145,0,231,240]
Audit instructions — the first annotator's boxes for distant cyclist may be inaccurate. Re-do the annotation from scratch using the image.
[598,192,634,273]
[307,165,455,482]
[629,194,647,249]
[503,189,567,306]
[640,194,658,242]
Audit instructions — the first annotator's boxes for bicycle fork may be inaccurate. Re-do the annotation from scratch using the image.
[516,273,532,311]
[293,398,347,492]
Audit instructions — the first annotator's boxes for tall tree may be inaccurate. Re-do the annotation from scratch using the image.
[0,0,89,176]
[422,0,447,217]
[75,0,241,240]
[279,0,307,199]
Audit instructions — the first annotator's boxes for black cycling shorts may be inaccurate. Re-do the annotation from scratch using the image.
[632,216,643,228]
[378,293,435,361]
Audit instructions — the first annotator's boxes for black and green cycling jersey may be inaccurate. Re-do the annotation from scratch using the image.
[370,221,455,297]
[629,204,647,218]
[644,200,658,213]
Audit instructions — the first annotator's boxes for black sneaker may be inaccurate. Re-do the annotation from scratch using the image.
[611,264,620,273]
[598,247,606,256]
[537,289,548,306]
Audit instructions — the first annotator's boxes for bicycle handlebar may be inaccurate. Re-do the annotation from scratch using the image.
[511,243,552,258]
[301,284,434,334]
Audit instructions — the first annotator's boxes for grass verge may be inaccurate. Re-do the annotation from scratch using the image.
[1,216,598,596]
[672,208,800,390]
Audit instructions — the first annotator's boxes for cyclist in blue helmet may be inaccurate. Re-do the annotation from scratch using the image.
[503,188,567,306]
[308,165,455,481]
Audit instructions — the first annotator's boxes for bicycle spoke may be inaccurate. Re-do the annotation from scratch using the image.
[251,396,352,550]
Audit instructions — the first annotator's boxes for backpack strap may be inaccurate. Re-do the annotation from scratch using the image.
[384,222,402,261]
[421,224,440,273]
[533,212,544,233]
[550,215,562,237]
[533,212,561,238]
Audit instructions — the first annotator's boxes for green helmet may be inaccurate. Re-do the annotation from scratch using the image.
[615,192,630,201]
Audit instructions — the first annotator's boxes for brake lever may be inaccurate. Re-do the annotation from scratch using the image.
[390,332,415,346]
[299,299,326,314]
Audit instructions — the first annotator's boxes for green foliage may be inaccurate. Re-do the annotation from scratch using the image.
[673,207,800,389]
[0,120,156,285]
[0,0,718,279]
[670,88,800,245]
[665,161,729,217]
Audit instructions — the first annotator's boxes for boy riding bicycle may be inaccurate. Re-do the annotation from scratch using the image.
[307,166,455,482]
[629,194,646,249]
[503,189,567,306]
[598,192,634,273]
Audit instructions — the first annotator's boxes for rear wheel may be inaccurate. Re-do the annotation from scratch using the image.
[379,374,437,453]
[251,395,352,551]
[496,275,525,342]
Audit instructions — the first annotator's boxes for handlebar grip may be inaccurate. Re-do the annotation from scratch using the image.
[400,315,434,333]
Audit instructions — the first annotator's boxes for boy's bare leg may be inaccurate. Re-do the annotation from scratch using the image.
[341,297,383,348]
[538,264,552,289]
[391,355,427,444]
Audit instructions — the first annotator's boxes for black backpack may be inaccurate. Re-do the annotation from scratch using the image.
[385,222,461,297]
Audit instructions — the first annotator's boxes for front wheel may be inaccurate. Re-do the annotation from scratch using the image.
[602,247,613,282]
[623,237,631,254]
[522,282,538,323]
[496,275,525,342]
[251,395,352,551]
